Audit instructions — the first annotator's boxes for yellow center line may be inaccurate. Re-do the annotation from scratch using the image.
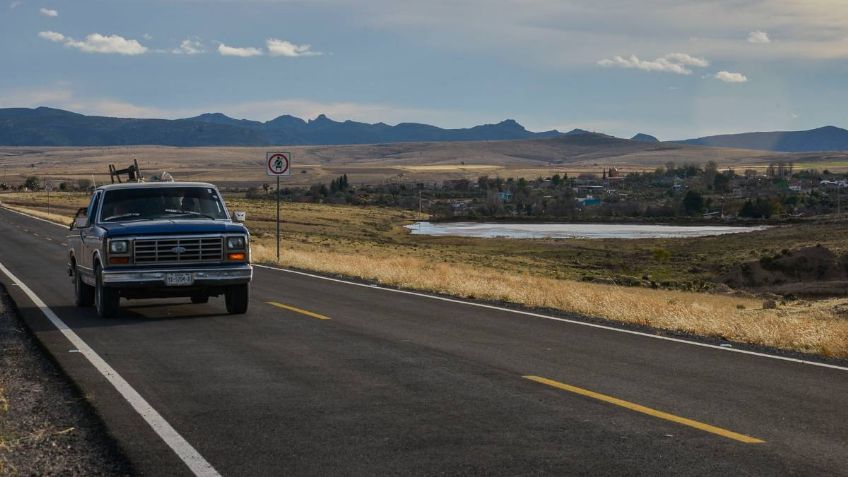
[266,301,331,320]
[523,375,765,444]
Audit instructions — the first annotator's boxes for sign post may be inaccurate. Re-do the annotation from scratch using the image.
[45,180,53,217]
[266,152,292,260]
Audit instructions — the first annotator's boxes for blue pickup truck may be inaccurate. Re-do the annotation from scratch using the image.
[68,182,253,318]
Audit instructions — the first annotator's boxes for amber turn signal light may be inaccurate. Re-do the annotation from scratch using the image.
[109,257,130,264]
[227,252,246,261]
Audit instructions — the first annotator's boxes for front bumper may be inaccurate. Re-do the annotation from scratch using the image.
[101,264,253,288]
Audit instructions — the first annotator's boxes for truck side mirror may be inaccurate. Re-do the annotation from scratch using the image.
[234,211,246,223]
[70,207,88,230]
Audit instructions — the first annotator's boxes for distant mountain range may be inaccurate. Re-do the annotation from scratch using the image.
[675,126,848,152]
[0,107,561,147]
[1,107,846,152]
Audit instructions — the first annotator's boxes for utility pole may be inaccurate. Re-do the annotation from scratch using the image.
[418,189,424,232]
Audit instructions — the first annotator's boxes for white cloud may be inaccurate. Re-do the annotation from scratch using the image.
[38,30,65,42]
[598,52,709,75]
[747,30,771,44]
[663,53,709,67]
[68,34,148,55]
[714,71,748,83]
[173,39,205,55]
[9,1,22,9]
[39,7,57,17]
[218,43,263,57]
[266,38,321,57]
[38,31,148,55]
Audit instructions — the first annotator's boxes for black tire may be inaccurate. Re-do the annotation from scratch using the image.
[225,284,249,314]
[95,264,120,318]
[73,264,94,307]
[191,295,209,304]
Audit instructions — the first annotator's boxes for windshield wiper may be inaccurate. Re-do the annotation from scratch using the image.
[163,209,217,220]
[103,212,141,222]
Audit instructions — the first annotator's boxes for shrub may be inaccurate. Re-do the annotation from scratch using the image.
[652,247,672,262]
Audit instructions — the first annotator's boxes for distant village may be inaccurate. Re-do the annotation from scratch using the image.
[257,161,847,221]
[6,160,848,221]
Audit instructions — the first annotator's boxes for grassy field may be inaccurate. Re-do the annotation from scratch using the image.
[3,140,847,190]
[2,191,847,359]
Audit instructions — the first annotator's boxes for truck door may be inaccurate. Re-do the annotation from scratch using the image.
[80,191,102,273]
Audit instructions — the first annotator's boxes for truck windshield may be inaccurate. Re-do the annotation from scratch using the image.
[100,187,229,222]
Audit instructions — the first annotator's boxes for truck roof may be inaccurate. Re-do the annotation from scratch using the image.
[96,181,218,191]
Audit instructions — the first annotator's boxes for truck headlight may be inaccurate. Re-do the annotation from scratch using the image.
[227,236,246,250]
[110,240,129,254]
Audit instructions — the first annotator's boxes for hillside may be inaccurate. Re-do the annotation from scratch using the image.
[5,132,842,188]
[678,126,848,152]
[631,133,659,143]
[0,107,561,147]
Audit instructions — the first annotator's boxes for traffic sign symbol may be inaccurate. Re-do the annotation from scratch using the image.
[266,152,292,176]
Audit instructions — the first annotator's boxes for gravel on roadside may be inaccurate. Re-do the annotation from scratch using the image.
[0,290,133,476]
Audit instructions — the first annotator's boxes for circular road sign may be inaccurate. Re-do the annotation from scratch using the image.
[266,152,291,176]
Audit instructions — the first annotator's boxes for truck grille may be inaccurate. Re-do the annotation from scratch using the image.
[134,237,224,264]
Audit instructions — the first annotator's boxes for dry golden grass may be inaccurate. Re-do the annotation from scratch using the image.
[3,193,847,359]
[0,204,73,226]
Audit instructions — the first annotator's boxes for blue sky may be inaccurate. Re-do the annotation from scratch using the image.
[1,0,847,139]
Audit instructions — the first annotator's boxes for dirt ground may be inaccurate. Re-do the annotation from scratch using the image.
[0,291,132,476]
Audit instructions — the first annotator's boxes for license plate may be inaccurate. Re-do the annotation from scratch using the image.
[165,273,193,287]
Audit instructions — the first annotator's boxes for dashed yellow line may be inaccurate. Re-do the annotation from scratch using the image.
[266,301,331,320]
[523,375,765,444]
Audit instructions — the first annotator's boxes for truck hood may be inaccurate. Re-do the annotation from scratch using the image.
[101,220,248,237]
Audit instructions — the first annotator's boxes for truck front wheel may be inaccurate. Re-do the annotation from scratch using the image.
[225,284,249,314]
[95,264,120,318]
[73,264,94,307]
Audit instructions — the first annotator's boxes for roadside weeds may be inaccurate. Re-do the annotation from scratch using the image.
[0,292,132,476]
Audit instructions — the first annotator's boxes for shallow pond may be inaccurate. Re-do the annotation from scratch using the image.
[406,222,769,239]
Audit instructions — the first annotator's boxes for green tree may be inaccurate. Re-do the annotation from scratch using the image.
[24,176,41,190]
[682,190,705,215]
[713,171,732,193]
[739,198,776,219]
[516,177,528,191]
[551,173,562,186]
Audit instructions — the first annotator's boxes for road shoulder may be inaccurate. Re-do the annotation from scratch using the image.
[0,288,133,476]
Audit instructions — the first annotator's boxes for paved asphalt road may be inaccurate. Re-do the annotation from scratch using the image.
[1,206,847,476]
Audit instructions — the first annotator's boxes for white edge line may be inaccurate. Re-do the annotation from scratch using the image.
[3,205,846,373]
[0,260,221,477]
[253,264,848,373]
